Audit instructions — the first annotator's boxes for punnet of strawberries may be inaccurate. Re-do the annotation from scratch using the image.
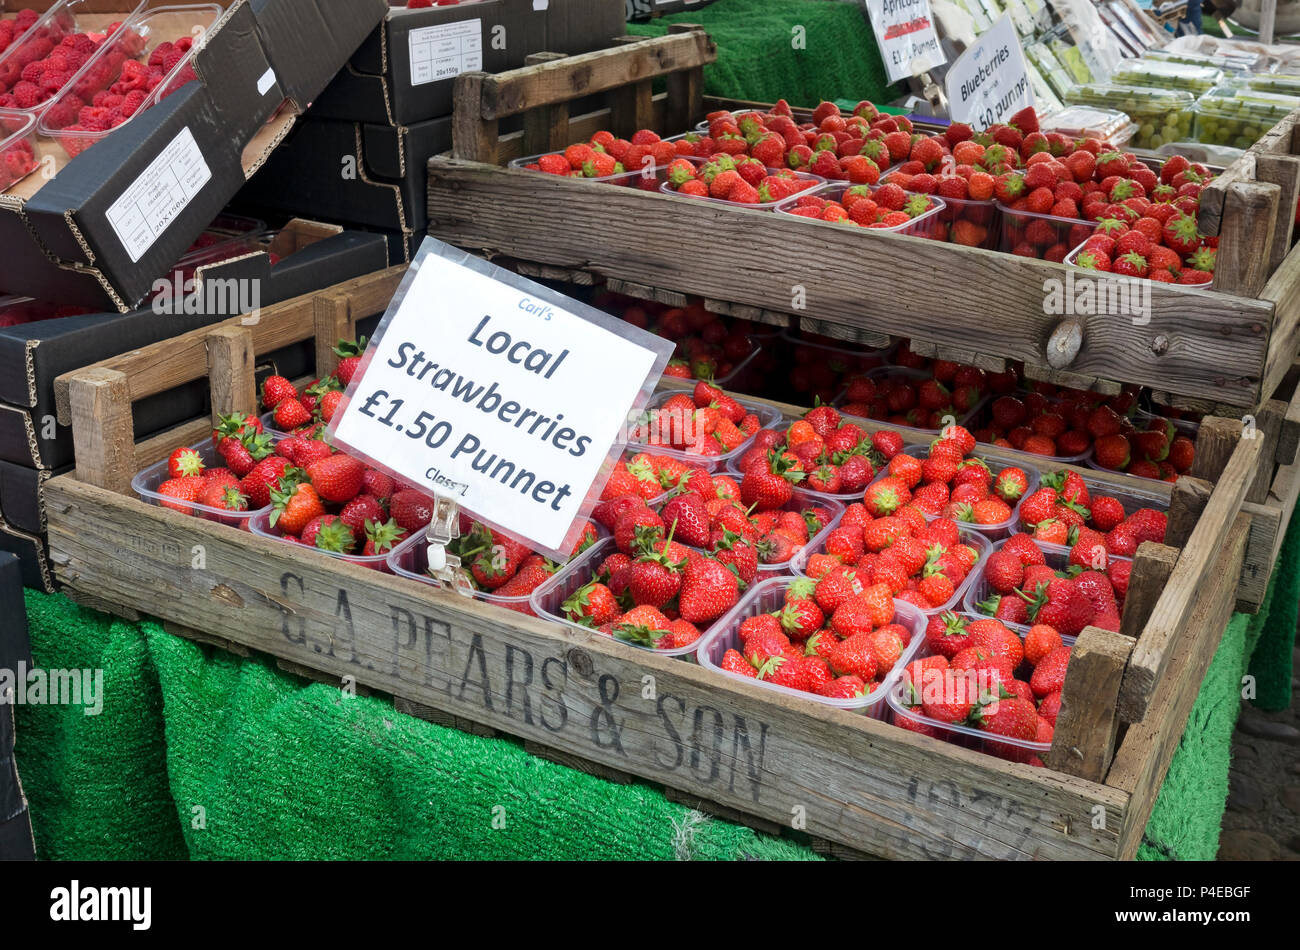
[442,517,599,610]
[1020,469,1169,553]
[520,129,676,184]
[715,574,916,700]
[733,408,897,498]
[893,612,1073,765]
[975,534,1131,633]
[594,458,833,572]
[630,381,765,460]
[778,182,940,232]
[590,294,760,385]
[661,154,821,205]
[838,361,1014,433]
[555,523,746,652]
[878,433,1034,530]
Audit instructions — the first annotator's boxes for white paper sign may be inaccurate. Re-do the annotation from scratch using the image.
[863,0,946,84]
[408,18,483,87]
[105,127,211,263]
[944,14,1034,131]
[329,240,673,558]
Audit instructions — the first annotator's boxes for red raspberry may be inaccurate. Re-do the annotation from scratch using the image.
[120,89,147,117]
[20,60,45,84]
[40,71,70,95]
[161,48,184,73]
[148,41,174,68]
[11,80,41,109]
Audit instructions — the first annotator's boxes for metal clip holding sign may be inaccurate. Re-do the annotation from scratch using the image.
[423,496,464,586]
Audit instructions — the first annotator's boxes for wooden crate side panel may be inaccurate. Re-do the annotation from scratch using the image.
[426,160,1272,406]
[45,477,1129,861]
[1105,514,1250,858]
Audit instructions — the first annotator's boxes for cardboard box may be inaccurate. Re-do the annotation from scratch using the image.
[0,523,50,592]
[0,222,388,410]
[0,551,31,666]
[626,0,718,21]
[0,461,65,535]
[0,223,388,470]
[0,0,388,310]
[311,0,624,126]
[238,115,451,232]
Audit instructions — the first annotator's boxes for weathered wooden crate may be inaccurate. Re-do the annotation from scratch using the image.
[427,28,1300,411]
[40,269,1291,860]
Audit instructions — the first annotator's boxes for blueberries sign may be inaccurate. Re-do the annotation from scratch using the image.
[329,238,674,558]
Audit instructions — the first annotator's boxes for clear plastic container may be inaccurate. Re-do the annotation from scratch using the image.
[1040,104,1137,146]
[1062,84,1197,149]
[628,389,783,472]
[249,507,392,570]
[1015,468,1170,535]
[886,444,1043,540]
[1110,59,1225,95]
[528,536,704,658]
[934,192,1000,249]
[38,1,222,158]
[997,203,1096,260]
[0,108,37,191]
[691,488,846,578]
[695,576,927,714]
[387,531,539,616]
[131,436,260,528]
[657,334,762,392]
[884,610,1077,761]
[1244,73,1300,96]
[772,183,947,239]
[773,328,893,407]
[508,150,665,188]
[790,528,993,614]
[1063,237,1212,287]
[1143,46,1264,75]
[1194,82,1300,148]
[962,536,1132,615]
[0,0,145,114]
[657,154,824,209]
[832,365,990,440]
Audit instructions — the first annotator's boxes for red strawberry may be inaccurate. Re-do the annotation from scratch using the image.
[304,453,365,504]
[678,557,739,625]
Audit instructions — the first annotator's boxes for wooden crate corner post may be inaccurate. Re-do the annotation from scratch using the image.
[67,367,133,496]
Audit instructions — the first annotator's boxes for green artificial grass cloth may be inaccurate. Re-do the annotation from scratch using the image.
[626,0,906,110]
[12,508,1299,860]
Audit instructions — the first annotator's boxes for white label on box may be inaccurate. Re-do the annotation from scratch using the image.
[407,18,483,88]
[105,127,212,264]
[864,0,946,84]
[330,243,673,558]
[256,67,276,96]
[533,0,548,9]
[944,14,1034,131]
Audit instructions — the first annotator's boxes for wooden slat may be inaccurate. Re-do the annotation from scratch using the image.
[905,339,1007,373]
[1246,398,1287,503]
[53,266,407,425]
[664,24,706,136]
[45,477,1129,861]
[452,72,499,164]
[1106,513,1250,857]
[1118,542,1179,642]
[1259,240,1300,404]
[312,291,356,380]
[521,53,572,155]
[1117,430,1263,721]
[610,79,655,141]
[1254,153,1300,275]
[426,159,1273,406]
[1023,363,1122,396]
[205,326,257,424]
[1211,181,1279,298]
[1189,415,1244,482]
[1045,626,1136,781]
[479,31,715,120]
[67,367,133,496]
[1164,478,1212,549]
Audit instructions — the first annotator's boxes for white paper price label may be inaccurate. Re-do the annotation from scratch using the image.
[944,14,1034,132]
[863,0,945,84]
[329,239,674,558]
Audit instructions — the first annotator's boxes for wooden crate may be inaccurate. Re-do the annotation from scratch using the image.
[427,29,1300,410]
[40,270,1289,860]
